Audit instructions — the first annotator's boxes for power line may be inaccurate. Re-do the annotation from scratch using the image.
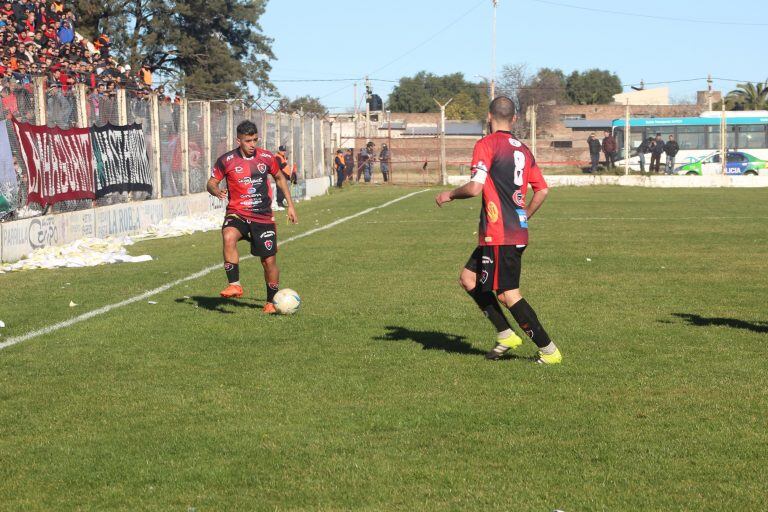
[527,0,768,27]
[318,0,486,101]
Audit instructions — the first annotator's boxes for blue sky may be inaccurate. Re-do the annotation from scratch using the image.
[260,0,768,112]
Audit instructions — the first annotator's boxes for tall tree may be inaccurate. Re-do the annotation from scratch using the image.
[388,71,487,118]
[278,95,327,116]
[73,0,275,99]
[565,69,622,105]
[724,81,768,110]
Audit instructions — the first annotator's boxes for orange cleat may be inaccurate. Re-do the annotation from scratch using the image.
[220,284,244,298]
[263,302,277,314]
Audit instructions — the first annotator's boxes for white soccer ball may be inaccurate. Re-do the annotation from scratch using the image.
[273,288,301,315]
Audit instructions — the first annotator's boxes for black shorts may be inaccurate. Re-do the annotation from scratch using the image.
[464,245,526,293]
[222,214,277,258]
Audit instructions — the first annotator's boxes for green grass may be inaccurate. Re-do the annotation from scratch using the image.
[1,185,767,511]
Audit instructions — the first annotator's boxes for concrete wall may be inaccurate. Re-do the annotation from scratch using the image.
[0,180,334,263]
[447,174,768,188]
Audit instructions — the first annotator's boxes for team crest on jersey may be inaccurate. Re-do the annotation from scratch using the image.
[256,163,268,174]
[508,138,522,147]
[486,201,499,223]
[513,190,525,207]
[480,270,489,284]
[264,240,273,250]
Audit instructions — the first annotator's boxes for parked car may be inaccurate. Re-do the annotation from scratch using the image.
[675,151,767,176]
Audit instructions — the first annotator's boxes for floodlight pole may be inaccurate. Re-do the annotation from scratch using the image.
[434,98,453,186]
[491,0,498,100]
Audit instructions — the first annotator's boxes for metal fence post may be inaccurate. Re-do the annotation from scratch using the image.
[180,97,190,195]
[75,84,88,129]
[203,101,212,177]
[33,76,46,125]
[261,111,267,145]
[290,113,296,173]
[310,117,316,178]
[299,113,305,181]
[117,87,128,125]
[319,119,326,177]
[150,93,162,198]
[275,113,281,150]
[226,102,234,149]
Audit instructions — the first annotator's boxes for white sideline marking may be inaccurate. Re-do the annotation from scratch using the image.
[0,189,429,352]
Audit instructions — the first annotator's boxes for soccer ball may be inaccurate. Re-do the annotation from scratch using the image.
[273,288,301,315]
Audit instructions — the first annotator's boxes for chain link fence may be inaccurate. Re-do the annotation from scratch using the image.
[0,77,330,224]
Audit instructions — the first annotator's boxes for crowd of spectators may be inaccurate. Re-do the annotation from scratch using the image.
[0,0,156,122]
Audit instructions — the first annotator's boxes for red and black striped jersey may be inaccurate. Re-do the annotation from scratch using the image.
[469,130,547,246]
[212,147,280,223]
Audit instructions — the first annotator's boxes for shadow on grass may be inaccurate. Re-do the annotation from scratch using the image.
[375,326,530,361]
[671,313,768,334]
[174,296,262,314]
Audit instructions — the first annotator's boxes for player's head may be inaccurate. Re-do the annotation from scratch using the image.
[278,145,286,153]
[236,120,258,156]
[488,96,516,132]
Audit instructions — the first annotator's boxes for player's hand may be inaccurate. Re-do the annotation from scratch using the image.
[435,191,452,207]
[286,205,298,224]
[215,188,228,200]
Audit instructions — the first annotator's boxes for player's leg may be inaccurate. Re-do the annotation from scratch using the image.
[495,247,562,364]
[250,222,279,313]
[461,248,522,357]
[220,220,245,298]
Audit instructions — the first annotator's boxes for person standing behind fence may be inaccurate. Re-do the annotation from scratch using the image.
[650,133,664,173]
[602,130,617,170]
[636,137,652,173]
[344,148,354,183]
[363,141,375,183]
[379,143,390,182]
[334,149,345,188]
[356,146,368,182]
[664,135,679,174]
[274,145,290,208]
[587,133,601,173]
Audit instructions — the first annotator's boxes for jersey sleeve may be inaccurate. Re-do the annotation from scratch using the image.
[211,156,226,181]
[527,153,548,191]
[470,138,493,185]
[277,156,288,171]
[269,155,280,177]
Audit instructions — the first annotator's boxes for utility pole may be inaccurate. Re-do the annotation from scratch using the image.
[353,82,358,139]
[720,103,726,175]
[434,98,453,186]
[365,76,372,140]
[707,74,713,111]
[491,0,498,100]
[624,100,630,176]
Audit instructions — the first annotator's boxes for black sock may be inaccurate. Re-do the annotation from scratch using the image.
[468,289,511,333]
[224,262,239,284]
[508,299,551,348]
[266,282,279,302]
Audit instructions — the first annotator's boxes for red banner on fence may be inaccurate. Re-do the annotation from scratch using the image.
[12,120,95,206]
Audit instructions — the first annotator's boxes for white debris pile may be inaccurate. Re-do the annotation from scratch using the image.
[0,210,224,273]
[133,210,224,240]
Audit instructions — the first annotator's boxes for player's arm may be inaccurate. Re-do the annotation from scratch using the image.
[435,181,482,206]
[206,176,227,200]
[526,159,548,219]
[274,172,298,224]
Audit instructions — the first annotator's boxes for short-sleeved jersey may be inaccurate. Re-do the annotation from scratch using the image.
[469,130,547,246]
[212,147,280,223]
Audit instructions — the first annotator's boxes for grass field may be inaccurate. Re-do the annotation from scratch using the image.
[1,185,767,511]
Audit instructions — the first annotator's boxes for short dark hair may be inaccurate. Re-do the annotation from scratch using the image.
[489,96,516,122]
[236,120,258,137]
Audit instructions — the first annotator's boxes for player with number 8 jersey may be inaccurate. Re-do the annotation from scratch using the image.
[435,96,562,365]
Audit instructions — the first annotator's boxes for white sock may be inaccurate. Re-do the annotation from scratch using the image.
[229,281,241,286]
[497,329,514,340]
[539,342,558,355]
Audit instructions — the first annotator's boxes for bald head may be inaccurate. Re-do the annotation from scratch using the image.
[489,96,516,123]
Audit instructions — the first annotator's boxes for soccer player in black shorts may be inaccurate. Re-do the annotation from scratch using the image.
[435,96,562,364]
[207,121,298,313]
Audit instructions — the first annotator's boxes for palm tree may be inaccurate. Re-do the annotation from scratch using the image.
[725,81,768,110]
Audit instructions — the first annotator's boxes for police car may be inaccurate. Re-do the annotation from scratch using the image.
[674,151,768,176]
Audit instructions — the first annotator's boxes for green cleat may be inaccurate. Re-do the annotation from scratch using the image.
[485,332,523,360]
[535,347,563,365]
